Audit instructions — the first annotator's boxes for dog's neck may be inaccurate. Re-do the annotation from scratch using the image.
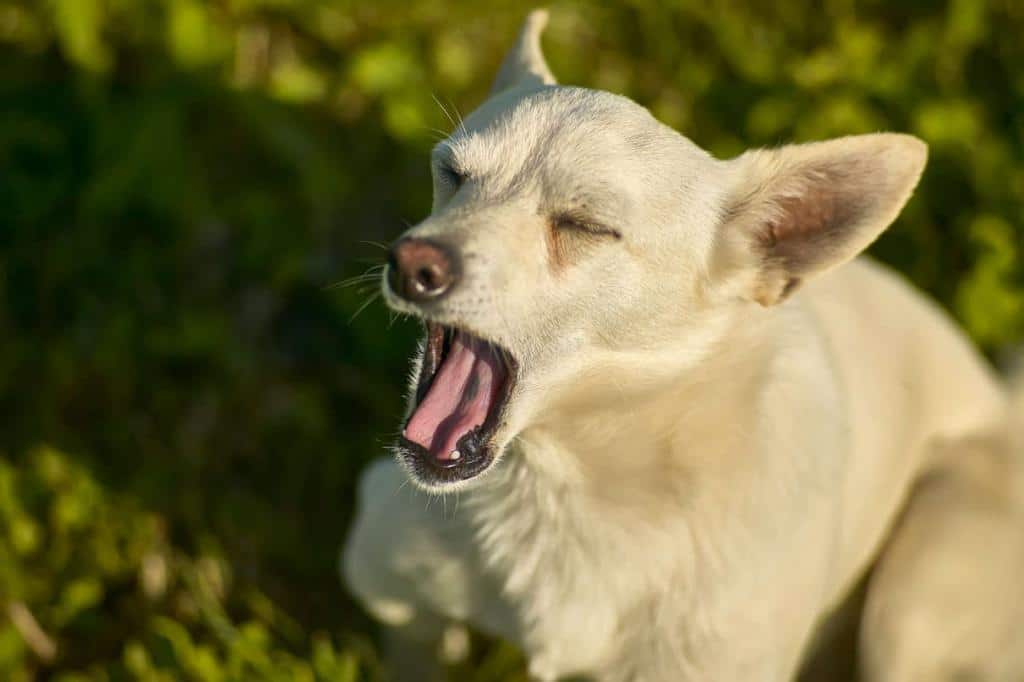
[466,306,785,582]
[461,301,840,673]
[462,339,773,673]
[511,305,776,507]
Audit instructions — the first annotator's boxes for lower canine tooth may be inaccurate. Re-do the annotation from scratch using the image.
[449,450,461,460]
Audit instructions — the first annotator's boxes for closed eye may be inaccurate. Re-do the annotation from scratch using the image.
[437,164,466,189]
[545,211,622,271]
[551,212,622,240]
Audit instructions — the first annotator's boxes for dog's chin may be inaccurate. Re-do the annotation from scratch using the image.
[394,435,505,491]
[395,321,517,491]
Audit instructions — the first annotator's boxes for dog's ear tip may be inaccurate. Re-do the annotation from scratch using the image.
[858,132,929,177]
[867,132,929,194]
[525,8,551,31]
[879,131,928,151]
[894,133,929,175]
[876,131,928,156]
[490,8,558,95]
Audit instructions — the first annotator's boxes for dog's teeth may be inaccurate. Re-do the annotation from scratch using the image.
[450,449,461,460]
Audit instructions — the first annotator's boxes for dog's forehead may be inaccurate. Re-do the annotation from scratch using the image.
[435,86,717,208]
[442,87,665,173]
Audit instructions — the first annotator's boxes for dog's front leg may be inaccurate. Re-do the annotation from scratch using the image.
[342,460,447,680]
[343,458,520,679]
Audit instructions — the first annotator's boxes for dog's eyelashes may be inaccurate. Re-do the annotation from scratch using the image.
[546,213,623,271]
[438,164,466,189]
[551,213,622,240]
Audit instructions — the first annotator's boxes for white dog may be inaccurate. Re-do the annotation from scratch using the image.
[343,10,1024,681]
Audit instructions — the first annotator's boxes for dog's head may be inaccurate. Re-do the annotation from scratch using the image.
[383,10,927,491]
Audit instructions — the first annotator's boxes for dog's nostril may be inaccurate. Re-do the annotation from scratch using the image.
[415,265,442,293]
[389,237,459,302]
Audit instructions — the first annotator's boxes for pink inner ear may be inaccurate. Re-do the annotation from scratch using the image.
[759,165,867,275]
[770,186,839,245]
[744,165,871,307]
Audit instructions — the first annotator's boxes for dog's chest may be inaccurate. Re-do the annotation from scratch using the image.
[464,456,712,679]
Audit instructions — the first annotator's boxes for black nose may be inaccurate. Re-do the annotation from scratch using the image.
[387,238,459,303]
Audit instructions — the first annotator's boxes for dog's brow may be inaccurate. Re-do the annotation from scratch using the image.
[431,143,456,166]
[554,186,629,225]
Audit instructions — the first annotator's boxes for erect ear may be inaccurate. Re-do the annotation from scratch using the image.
[715,133,928,306]
[490,9,557,95]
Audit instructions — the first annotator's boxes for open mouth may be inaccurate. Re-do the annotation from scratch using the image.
[396,322,517,485]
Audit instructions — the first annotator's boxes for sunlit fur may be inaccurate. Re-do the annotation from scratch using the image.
[344,10,1024,681]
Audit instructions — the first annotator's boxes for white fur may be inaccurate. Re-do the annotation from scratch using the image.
[343,10,1024,681]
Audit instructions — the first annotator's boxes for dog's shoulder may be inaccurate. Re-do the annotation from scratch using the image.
[801,256,1004,438]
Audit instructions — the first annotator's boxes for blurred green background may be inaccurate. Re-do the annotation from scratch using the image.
[1,0,1023,679]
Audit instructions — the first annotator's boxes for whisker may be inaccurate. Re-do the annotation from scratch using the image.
[422,125,450,141]
[323,265,385,291]
[431,92,457,131]
[350,284,382,299]
[323,275,379,291]
[442,94,467,137]
[349,292,381,323]
[338,268,384,280]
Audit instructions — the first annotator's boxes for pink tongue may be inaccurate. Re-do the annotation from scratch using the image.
[405,332,504,459]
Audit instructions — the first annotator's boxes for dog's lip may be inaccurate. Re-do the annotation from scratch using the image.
[396,321,518,485]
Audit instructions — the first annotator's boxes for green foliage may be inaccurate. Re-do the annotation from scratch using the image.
[0,446,377,680]
[0,0,1022,679]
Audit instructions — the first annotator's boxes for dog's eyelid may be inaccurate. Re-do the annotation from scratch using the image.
[551,212,622,240]
[435,162,467,187]
[431,145,467,185]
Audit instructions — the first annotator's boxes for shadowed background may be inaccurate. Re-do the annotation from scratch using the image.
[1,0,1022,679]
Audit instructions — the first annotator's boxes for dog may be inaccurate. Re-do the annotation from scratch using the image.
[343,10,1024,681]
